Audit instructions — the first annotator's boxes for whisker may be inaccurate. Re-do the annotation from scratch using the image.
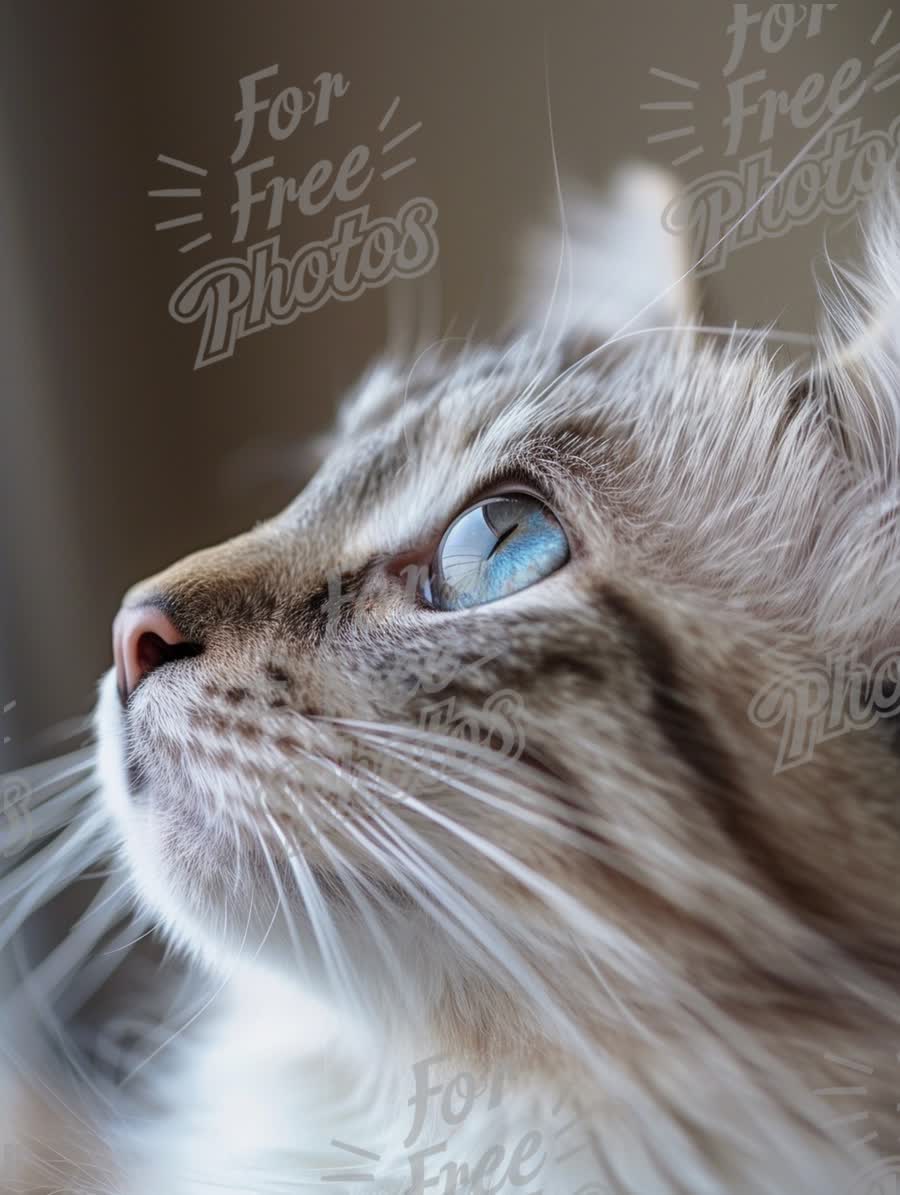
[121,895,262,1087]
[265,808,358,1008]
[6,877,135,1114]
[252,811,308,977]
[0,806,113,948]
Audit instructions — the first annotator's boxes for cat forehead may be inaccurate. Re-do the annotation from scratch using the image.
[285,348,584,530]
[272,334,779,568]
[323,331,766,474]
[326,341,610,475]
[334,346,539,442]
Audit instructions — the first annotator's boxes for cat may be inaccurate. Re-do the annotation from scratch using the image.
[3,162,900,1195]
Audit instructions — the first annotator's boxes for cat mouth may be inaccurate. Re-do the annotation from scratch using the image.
[121,721,152,795]
[110,676,367,817]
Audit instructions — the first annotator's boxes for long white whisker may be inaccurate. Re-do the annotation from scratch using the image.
[302,799,420,1025]
[120,893,263,1087]
[0,806,113,949]
[264,806,359,1010]
[352,768,826,1179]
[251,811,308,977]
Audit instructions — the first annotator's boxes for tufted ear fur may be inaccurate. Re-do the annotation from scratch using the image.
[804,188,900,480]
[785,186,900,655]
[515,163,701,357]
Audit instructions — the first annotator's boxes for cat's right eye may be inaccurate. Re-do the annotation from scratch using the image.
[423,493,569,611]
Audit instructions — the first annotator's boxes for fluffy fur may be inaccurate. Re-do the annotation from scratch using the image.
[3,164,900,1194]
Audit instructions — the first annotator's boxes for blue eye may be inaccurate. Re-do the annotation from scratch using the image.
[426,493,569,610]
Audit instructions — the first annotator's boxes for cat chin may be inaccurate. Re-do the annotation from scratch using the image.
[93,669,451,1004]
[94,668,271,973]
[94,669,132,826]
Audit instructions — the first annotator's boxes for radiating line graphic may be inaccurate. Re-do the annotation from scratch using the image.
[149,153,211,252]
[872,9,893,44]
[156,154,208,176]
[642,67,703,166]
[648,67,700,89]
[378,97,422,182]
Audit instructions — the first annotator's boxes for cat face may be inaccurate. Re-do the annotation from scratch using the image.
[97,167,900,1056]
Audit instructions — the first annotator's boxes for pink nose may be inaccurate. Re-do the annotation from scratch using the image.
[113,604,192,701]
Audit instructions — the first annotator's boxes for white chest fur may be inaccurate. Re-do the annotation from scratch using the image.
[117,974,613,1195]
[112,970,874,1195]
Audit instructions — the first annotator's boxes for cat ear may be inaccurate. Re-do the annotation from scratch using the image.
[799,188,900,476]
[781,189,900,659]
[515,163,700,351]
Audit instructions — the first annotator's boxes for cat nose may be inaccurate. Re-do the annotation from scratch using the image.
[113,604,198,702]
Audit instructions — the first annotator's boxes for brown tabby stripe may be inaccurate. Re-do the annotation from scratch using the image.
[594,582,842,932]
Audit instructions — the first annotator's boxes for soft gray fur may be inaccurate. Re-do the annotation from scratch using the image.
[3,165,900,1194]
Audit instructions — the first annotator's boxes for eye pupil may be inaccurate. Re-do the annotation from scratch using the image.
[486,521,519,559]
[426,493,569,611]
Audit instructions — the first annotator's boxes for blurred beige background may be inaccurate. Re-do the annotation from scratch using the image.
[0,0,894,757]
